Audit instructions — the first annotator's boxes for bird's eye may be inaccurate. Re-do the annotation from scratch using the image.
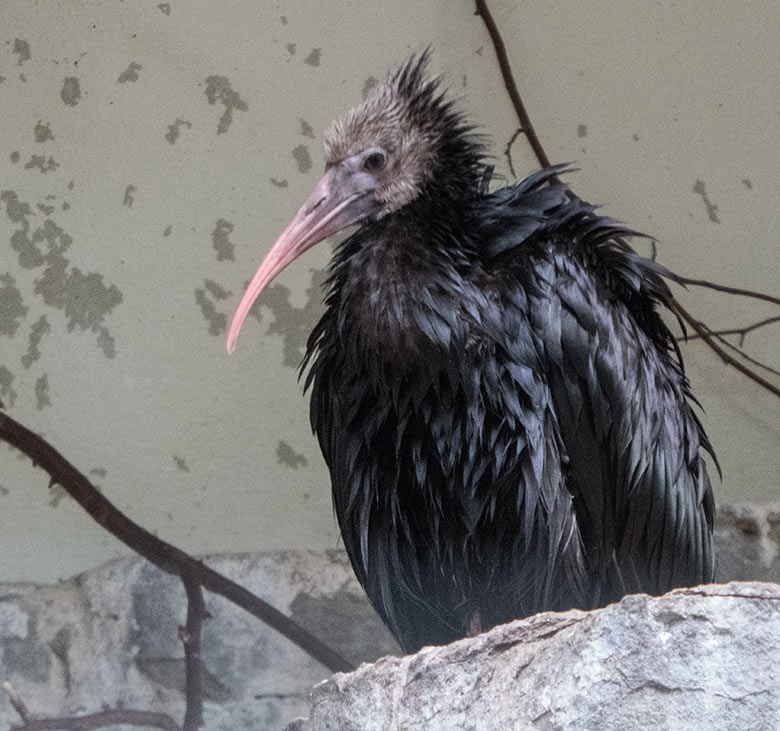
[363,151,386,171]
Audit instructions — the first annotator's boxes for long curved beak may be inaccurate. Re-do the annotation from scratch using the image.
[226,166,377,354]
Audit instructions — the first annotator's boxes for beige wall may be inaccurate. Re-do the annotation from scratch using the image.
[1,1,778,582]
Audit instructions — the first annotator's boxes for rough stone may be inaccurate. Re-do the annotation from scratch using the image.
[289,583,780,731]
[1,503,779,730]
[0,551,398,730]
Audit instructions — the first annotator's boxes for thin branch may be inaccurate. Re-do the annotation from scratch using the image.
[0,410,354,675]
[474,0,553,171]
[474,0,779,399]
[673,276,780,307]
[180,567,206,731]
[670,300,780,398]
[504,127,522,179]
[11,709,180,731]
[709,331,780,379]
[680,315,780,345]
[3,682,29,724]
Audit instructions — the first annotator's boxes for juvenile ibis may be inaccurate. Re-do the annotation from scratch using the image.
[227,53,716,653]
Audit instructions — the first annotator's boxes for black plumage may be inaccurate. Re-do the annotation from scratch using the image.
[228,54,716,653]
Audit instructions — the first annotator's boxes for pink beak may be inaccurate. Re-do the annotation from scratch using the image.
[226,164,379,354]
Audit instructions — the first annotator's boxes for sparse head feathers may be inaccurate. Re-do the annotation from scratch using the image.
[324,53,485,213]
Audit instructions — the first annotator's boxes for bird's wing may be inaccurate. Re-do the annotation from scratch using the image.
[482,173,716,602]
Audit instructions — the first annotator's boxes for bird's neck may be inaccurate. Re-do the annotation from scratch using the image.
[331,199,483,370]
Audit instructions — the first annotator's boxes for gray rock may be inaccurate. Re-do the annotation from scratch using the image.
[1,503,780,730]
[289,582,780,731]
[0,551,398,731]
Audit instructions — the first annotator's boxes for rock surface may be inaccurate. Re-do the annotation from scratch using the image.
[0,551,398,730]
[0,504,779,730]
[288,582,780,731]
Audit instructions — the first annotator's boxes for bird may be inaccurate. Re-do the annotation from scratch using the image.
[227,52,716,654]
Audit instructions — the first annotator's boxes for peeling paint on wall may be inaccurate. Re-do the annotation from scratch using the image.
[362,77,378,99]
[60,77,81,107]
[13,38,31,65]
[34,122,54,142]
[276,440,308,468]
[24,155,59,173]
[0,366,17,408]
[303,49,321,67]
[0,274,28,336]
[34,374,51,410]
[1,191,122,357]
[21,315,50,369]
[173,455,190,472]
[123,185,136,207]
[300,120,315,139]
[204,76,248,134]
[194,279,230,335]
[212,219,235,261]
[165,118,192,144]
[292,146,312,174]
[692,179,720,223]
[117,62,142,84]
[262,269,326,368]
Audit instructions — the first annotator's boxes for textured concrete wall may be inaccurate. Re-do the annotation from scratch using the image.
[1,1,779,583]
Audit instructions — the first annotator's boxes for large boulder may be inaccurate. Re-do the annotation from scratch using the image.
[288,582,780,731]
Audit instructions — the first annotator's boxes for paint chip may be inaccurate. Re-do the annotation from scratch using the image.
[13,39,31,65]
[577,124,588,138]
[262,268,327,367]
[292,145,312,173]
[25,155,59,173]
[195,279,230,335]
[0,273,28,336]
[362,77,378,99]
[304,48,321,67]
[204,76,248,134]
[123,184,136,207]
[35,374,51,410]
[0,366,17,408]
[34,122,55,143]
[157,3,171,15]
[61,77,81,106]
[165,118,192,144]
[277,440,308,468]
[173,455,190,472]
[692,179,720,223]
[212,219,235,261]
[300,119,315,139]
[118,62,142,84]
[22,315,51,369]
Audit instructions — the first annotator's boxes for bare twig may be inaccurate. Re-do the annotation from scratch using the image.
[679,315,780,345]
[3,682,29,723]
[673,277,780,307]
[474,0,779,399]
[504,127,522,179]
[670,300,780,398]
[180,567,206,731]
[11,708,180,731]
[0,410,354,678]
[474,0,553,171]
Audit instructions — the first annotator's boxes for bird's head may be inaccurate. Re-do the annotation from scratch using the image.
[227,51,484,353]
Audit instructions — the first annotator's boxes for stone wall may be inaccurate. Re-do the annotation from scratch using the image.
[0,503,778,729]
